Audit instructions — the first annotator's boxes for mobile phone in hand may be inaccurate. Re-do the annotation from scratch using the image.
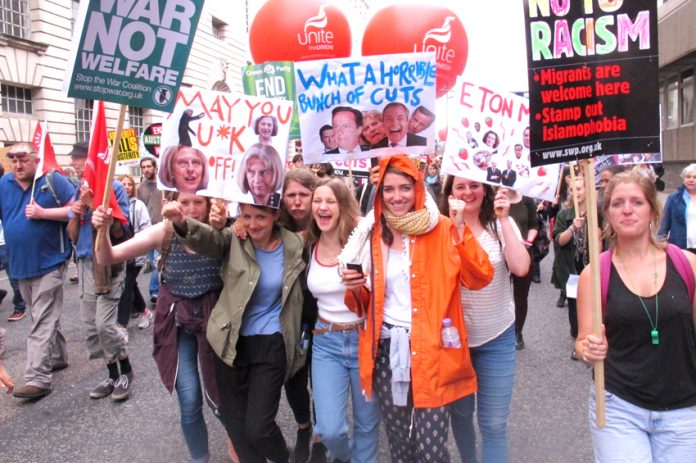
[346,262,363,274]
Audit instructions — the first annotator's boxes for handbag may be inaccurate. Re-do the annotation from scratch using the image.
[532,213,550,262]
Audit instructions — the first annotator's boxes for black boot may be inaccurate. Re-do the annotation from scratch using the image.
[556,291,566,308]
[294,425,312,463]
[515,332,525,350]
[308,442,327,463]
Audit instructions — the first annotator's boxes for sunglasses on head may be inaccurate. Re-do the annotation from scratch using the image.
[6,151,35,159]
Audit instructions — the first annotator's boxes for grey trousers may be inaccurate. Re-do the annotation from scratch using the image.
[78,258,126,362]
[18,262,69,388]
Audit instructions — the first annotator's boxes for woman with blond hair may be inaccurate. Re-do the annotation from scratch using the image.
[577,171,696,461]
[237,143,284,208]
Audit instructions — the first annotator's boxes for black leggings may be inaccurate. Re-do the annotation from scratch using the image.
[513,264,533,335]
[117,264,146,326]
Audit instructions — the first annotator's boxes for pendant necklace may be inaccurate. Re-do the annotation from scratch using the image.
[617,249,660,345]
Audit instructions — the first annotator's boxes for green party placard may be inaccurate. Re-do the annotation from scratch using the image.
[242,61,300,140]
[64,0,205,112]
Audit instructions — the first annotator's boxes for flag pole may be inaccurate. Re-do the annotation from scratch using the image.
[95,104,127,251]
[29,119,42,201]
[581,158,606,427]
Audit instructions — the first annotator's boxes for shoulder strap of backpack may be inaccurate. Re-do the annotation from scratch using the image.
[600,249,613,315]
[157,219,175,273]
[665,243,695,302]
[42,169,62,207]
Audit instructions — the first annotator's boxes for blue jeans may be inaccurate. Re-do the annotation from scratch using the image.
[312,320,380,463]
[176,329,209,462]
[590,386,696,462]
[0,244,26,312]
[450,325,516,463]
[148,249,160,298]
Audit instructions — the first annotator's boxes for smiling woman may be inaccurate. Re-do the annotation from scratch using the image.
[340,155,494,461]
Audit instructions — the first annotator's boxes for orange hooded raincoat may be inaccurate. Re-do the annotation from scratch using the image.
[346,155,494,408]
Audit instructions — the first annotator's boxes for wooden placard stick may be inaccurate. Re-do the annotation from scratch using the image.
[569,161,580,217]
[582,157,606,428]
[555,163,565,198]
[95,104,127,252]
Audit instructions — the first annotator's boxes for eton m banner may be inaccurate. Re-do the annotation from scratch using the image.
[524,0,660,166]
[64,0,205,112]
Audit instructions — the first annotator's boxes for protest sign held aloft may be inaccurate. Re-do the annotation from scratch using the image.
[294,52,437,165]
[142,123,162,158]
[441,80,560,201]
[64,0,204,112]
[362,4,467,98]
[524,0,660,166]
[158,88,293,207]
[243,61,301,140]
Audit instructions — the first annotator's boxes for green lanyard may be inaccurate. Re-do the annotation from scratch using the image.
[617,251,660,346]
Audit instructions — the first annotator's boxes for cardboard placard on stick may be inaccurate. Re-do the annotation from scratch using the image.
[95,104,126,252]
[582,158,606,428]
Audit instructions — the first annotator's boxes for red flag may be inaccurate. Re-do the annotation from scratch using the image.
[84,101,127,224]
[31,120,63,178]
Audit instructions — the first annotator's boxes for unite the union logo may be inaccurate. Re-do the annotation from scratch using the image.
[297,3,334,51]
[413,16,457,69]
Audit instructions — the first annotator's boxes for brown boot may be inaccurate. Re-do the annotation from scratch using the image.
[13,384,51,399]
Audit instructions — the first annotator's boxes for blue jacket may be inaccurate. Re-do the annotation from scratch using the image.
[658,185,687,248]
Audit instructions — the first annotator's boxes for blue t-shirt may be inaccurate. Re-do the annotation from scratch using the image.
[0,172,75,279]
[241,243,284,336]
[69,180,129,260]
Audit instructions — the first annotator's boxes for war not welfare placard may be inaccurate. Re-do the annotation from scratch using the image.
[524,0,660,166]
[64,0,205,112]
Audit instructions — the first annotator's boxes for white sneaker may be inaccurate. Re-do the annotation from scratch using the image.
[116,325,129,344]
[138,308,153,329]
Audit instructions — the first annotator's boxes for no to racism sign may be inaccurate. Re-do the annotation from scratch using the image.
[64,0,204,112]
[523,0,660,166]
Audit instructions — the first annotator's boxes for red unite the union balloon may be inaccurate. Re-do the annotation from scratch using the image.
[249,0,352,63]
[362,4,468,98]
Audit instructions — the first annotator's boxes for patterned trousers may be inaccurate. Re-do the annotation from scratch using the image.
[374,338,450,462]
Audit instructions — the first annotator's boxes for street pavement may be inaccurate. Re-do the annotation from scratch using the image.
[0,254,594,463]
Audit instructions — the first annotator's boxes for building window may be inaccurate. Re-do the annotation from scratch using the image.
[75,99,94,142]
[212,17,226,40]
[681,69,694,125]
[1,84,32,114]
[128,106,144,135]
[665,76,678,129]
[0,0,28,38]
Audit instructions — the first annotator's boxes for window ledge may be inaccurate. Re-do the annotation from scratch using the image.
[0,34,48,54]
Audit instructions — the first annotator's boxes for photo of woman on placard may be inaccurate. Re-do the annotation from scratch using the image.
[159,145,209,194]
[254,115,279,146]
[236,143,284,208]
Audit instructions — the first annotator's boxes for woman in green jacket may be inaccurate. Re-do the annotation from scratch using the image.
[164,200,307,463]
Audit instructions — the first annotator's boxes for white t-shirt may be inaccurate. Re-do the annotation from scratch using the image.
[460,219,522,347]
[307,244,362,324]
[382,248,412,328]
